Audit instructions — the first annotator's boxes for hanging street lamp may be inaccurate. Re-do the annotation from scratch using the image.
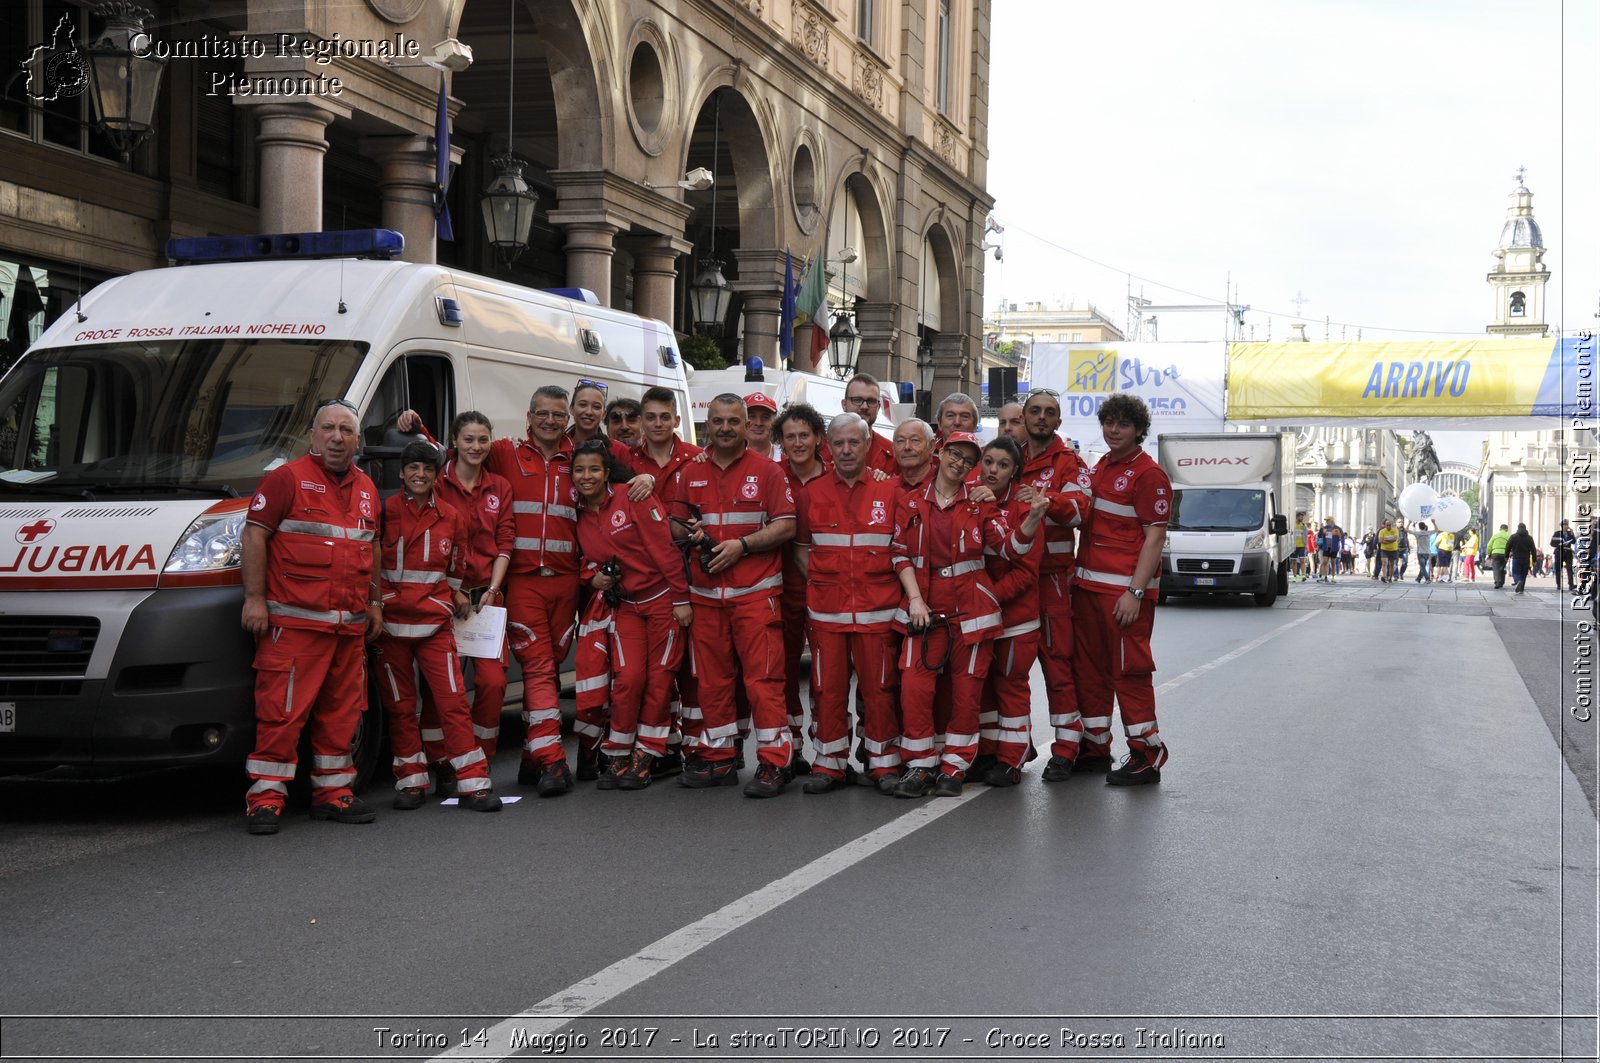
[82,2,167,161]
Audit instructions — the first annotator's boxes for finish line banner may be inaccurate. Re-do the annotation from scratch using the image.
[1029,342,1226,443]
[1226,336,1591,427]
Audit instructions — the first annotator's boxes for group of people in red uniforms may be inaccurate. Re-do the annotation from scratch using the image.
[239,376,1171,833]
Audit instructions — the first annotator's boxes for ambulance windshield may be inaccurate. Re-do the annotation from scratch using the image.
[1168,488,1266,532]
[0,338,366,495]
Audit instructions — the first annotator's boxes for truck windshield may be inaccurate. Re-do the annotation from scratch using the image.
[1169,488,1265,532]
[0,338,365,496]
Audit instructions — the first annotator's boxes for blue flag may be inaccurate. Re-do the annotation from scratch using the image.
[435,75,454,242]
[779,250,800,365]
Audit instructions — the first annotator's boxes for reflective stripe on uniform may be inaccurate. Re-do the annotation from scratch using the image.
[699,511,768,527]
[935,559,985,578]
[247,758,296,778]
[512,537,575,553]
[383,621,445,638]
[689,573,783,601]
[279,520,375,542]
[382,567,447,584]
[810,532,894,548]
[1093,498,1138,518]
[1075,566,1159,589]
[269,601,368,625]
[807,606,899,626]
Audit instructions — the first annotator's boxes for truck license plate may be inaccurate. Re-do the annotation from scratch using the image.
[0,703,14,732]
[1193,577,1217,586]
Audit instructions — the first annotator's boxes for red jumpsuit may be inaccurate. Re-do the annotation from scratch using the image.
[632,437,704,757]
[243,454,379,811]
[420,459,515,759]
[484,437,581,770]
[979,488,1044,769]
[374,492,492,795]
[865,431,898,475]
[1016,437,1092,759]
[891,483,1024,776]
[574,489,690,757]
[1072,448,1170,768]
[669,448,796,768]
[780,458,828,749]
[797,470,904,781]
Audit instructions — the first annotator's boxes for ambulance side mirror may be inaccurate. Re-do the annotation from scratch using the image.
[1271,514,1289,536]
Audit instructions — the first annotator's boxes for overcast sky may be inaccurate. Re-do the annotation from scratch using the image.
[984,0,1599,466]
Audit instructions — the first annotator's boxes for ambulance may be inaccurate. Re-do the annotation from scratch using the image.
[0,229,691,784]
[684,363,914,444]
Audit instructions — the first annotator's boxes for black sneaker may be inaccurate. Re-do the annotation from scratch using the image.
[788,752,813,777]
[393,787,426,811]
[874,772,900,796]
[1075,753,1115,774]
[615,749,653,791]
[651,751,684,779]
[931,772,963,798]
[309,794,377,824]
[743,762,788,799]
[459,789,503,812]
[893,767,935,798]
[246,804,282,835]
[1106,750,1161,786]
[431,760,458,800]
[679,759,739,788]
[517,760,543,788]
[983,762,1022,787]
[802,772,849,795]
[967,753,998,781]
[537,760,574,797]
[1040,755,1075,782]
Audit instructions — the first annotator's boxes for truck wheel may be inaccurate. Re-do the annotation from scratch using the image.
[1277,562,1290,596]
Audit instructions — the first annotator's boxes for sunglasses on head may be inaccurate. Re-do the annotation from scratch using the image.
[575,378,608,393]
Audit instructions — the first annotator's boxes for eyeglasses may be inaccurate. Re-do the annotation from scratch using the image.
[315,397,358,414]
[574,378,608,393]
[940,448,978,468]
[844,395,877,407]
[1028,389,1061,399]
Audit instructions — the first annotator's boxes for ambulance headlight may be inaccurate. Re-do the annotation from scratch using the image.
[165,508,247,572]
[1244,530,1266,551]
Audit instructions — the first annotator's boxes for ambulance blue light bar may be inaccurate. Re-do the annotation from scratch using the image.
[166,229,405,265]
[541,287,600,304]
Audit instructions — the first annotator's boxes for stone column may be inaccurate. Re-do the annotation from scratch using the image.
[363,135,466,264]
[550,221,622,306]
[855,299,897,383]
[627,234,692,327]
[250,102,343,234]
[732,248,789,369]
[929,332,967,411]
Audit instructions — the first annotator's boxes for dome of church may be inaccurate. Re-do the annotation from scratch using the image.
[1498,215,1544,249]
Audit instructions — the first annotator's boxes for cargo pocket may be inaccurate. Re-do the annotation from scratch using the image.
[252,631,298,718]
[1116,634,1156,679]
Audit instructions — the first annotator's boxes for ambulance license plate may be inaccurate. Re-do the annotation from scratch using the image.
[0,703,14,732]
[1193,577,1216,586]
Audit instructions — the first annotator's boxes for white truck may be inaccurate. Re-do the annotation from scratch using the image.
[0,229,691,783]
[1156,431,1295,606]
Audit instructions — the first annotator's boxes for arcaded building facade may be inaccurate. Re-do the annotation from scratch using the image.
[1,0,994,399]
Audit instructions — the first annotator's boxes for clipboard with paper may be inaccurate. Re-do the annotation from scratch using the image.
[453,604,506,658]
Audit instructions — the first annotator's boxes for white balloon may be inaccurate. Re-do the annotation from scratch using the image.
[1398,482,1438,522]
[1432,496,1471,533]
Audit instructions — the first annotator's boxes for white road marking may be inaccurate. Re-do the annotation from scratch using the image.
[429,789,985,1061]
[1155,609,1320,696]
[434,610,1319,1062]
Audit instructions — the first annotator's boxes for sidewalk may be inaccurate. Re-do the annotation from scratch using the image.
[1281,568,1582,619]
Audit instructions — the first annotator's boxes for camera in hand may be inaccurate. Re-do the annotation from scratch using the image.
[599,560,624,608]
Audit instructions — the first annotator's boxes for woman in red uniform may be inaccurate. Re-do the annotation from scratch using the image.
[971,436,1048,786]
[890,432,1029,797]
[572,440,693,788]
[418,412,515,792]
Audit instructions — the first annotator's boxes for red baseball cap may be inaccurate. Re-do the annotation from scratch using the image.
[744,391,779,413]
[942,431,982,450]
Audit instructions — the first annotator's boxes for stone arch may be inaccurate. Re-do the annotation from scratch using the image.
[824,167,893,303]
[922,215,962,334]
[681,74,779,250]
[522,0,614,171]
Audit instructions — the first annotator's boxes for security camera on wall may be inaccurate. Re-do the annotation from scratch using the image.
[680,167,714,191]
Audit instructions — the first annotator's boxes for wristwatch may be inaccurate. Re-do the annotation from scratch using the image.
[1128,587,1145,600]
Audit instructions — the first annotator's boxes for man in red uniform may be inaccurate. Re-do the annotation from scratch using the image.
[744,391,781,460]
[842,373,898,474]
[241,398,381,835]
[775,403,829,767]
[934,392,980,442]
[1011,390,1095,780]
[671,394,797,796]
[794,412,904,792]
[375,441,500,812]
[892,419,937,493]
[604,396,643,447]
[996,402,1026,447]
[1072,393,1171,785]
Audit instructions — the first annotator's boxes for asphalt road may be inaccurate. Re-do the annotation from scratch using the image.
[1,578,1593,1063]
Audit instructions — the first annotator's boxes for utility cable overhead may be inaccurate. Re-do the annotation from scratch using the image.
[1008,224,1487,338]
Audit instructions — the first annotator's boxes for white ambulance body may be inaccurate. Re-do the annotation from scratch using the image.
[685,365,912,445]
[0,231,690,779]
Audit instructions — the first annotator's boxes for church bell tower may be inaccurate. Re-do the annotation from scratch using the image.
[1486,168,1549,337]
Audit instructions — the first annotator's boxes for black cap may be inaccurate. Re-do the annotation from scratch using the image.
[400,440,442,469]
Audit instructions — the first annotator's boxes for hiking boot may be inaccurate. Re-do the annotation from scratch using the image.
[309,794,377,824]
[874,772,901,796]
[459,789,503,812]
[517,760,543,788]
[679,758,739,788]
[246,804,283,835]
[575,741,602,782]
[615,749,653,791]
[1040,755,1076,782]
[788,752,813,777]
[537,759,574,797]
[743,762,788,799]
[802,772,849,795]
[931,772,963,797]
[431,760,458,800]
[1075,753,1115,774]
[392,787,426,811]
[1106,750,1162,786]
[595,754,623,791]
[967,753,998,781]
[893,766,935,798]
[983,762,1022,787]
[650,751,684,779]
